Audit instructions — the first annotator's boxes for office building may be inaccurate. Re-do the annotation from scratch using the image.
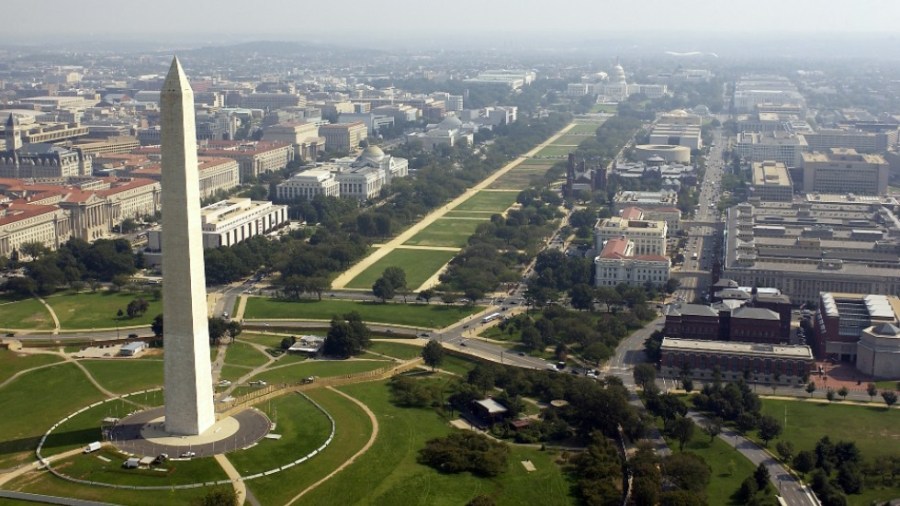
[594,216,667,256]
[660,338,814,385]
[750,161,793,201]
[722,200,900,304]
[319,122,367,152]
[801,148,889,195]
[735,131,807,167]
[276,168,339,200]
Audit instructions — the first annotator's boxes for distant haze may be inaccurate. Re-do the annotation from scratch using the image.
[6,0,900,44]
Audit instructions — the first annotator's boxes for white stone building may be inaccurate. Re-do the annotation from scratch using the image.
[594,216,667,256]
[594,236,670,288]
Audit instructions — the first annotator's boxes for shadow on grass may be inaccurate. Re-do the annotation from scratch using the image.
[0,427,100,460]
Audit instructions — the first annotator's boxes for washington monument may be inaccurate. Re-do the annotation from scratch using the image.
[160,57,216,435]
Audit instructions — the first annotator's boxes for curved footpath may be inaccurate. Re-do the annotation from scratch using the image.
[331,122,576,290]
[284,386,379,505]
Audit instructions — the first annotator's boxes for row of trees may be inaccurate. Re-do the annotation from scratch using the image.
[3,238,139,296]
[494,304,652,363]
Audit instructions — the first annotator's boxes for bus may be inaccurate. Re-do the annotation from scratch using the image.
[481,312,501,324]
[691,252,698,260]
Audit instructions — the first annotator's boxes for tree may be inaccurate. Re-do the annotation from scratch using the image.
[882,390,898,409]
[737,476,759,503]
[372,277,396,303]
[681,378,694,393]
[662,452,710,493]
[668,416,695,451]
[225,320,243,343]
[569,284,594,311]
[633,363,657,390]
[208,317,228,345]
[837,386,849,401]
[866,382,878,401]
[382,266,408,301]
[806,381,817,398]
[418,288,434,304]
[757,415,782,446]
[794,450,815,473]
[753,462,770,490]
[703,417,722,442]
[151,314,163,337]
[422,340,445,371]
[776,440,795,463]
[826,389,836,403]
[192,488,238,506]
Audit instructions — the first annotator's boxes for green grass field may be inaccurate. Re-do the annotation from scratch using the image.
[79,359,164,395]
[223,341,270,369]
[758,399,899,461]
[454,191,519,213]
[244,387,373,505]
[568,123,603,134]
[551,134,592,146]
[535,145,574,158]
[345,249,458,290]
[0,363,104,469]
[243,298,482,328]
[368,341,424,360]
[663,424,758,505]
[298,381,575,506]
[490,164,558,190]
[590,103,618,113]
[0,350,63,384]
[0,297,54,330]
[218,364,254,383]
[226,393,332,475]
[404,218,488,248]
[756,399,900,505]
[48,291,162,330]
[7,473,230,506]
[251,359,392,384]
[238,332,290,350]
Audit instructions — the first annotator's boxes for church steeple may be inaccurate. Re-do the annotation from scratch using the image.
[4,114,22,152]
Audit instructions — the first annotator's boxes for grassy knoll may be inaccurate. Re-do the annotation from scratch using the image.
[404,218,488,248]
[79,359,163,395]
[7,473,230,506]
[0,297,54,330]
[48,291,162,330]
[227,393,332,475]
[454,191,519,213]
[298,381,575,506]
[0,363,104,469]
[345,249,457,290]
[590,103,618,113]
[368,341,425,360]
[244,387,373,505]
[663,425,758,505]
[757,398,899,461]
[223,341,270,369]
[243,298,482,328]
[0,350,63,383]
[251,359,392,384]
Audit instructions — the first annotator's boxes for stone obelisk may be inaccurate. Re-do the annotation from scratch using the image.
[161,57,216,435]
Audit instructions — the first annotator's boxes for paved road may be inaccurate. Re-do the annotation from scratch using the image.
[686,411,818,506]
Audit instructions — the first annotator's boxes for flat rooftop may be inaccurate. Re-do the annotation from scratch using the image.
[661,337,813,360]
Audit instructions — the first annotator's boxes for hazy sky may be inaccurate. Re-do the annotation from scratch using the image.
[5,0,900,43]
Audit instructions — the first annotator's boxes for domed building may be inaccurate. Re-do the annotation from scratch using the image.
[406,114,475,151]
